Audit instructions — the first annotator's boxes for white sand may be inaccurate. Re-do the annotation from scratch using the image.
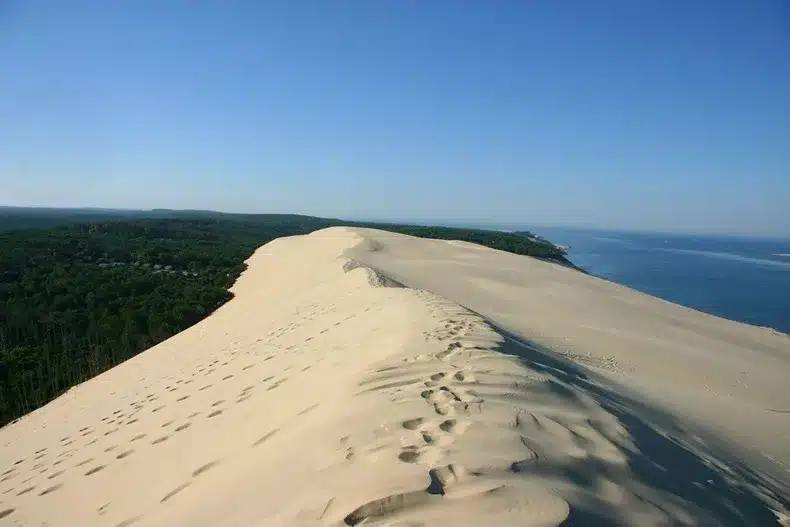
[1,227,789,526]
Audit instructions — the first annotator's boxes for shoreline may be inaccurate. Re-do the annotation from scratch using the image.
[548,231,790,334]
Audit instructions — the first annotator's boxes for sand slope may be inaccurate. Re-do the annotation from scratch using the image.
[1,227,788,526]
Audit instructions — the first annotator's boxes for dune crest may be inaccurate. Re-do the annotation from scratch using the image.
[1,227,788,526]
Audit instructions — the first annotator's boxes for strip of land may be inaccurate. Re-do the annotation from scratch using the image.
[1,227,788,526]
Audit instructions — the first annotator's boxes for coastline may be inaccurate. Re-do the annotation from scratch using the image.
[532,227,790,334]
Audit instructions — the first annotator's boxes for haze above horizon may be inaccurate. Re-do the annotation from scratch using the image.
[1,1,788,236]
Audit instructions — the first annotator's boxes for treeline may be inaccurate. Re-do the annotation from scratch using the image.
[373,224,568,261]
[0,217,335,425]
[0,214,570,426]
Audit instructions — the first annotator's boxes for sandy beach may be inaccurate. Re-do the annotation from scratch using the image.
[1,227,788,526]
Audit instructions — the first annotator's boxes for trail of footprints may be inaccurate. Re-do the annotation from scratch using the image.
[352,295,490,468]
[1,295,404,522]
[397,364,479,465]
[341,291,637,525]
[0,341,298,523]
[334,295,514,524]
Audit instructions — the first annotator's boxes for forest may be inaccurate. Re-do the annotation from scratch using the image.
[0,211,570,426]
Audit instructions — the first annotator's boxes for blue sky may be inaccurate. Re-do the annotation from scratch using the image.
[1,1,788,235]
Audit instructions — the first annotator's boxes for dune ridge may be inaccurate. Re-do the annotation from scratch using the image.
[0,227,788,526]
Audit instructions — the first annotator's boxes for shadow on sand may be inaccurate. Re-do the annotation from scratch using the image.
[492,323,789,526]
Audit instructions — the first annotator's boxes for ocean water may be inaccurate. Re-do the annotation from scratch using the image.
[529,227,790,333]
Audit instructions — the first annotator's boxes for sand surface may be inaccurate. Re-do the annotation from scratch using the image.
[1,227,789,526]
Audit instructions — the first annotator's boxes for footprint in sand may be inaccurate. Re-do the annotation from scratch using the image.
[397,449,421,463]
[439,419,459,433]
[402,418,425,430]
[160,482,190,503]
[39,483,63,496]
[192,460,220,477]
[252,429,279,447]
[436,342,463,361]
[84,465,106,476]
[396,444,441,465]
[297,404,319,416]
[453,370,476,383]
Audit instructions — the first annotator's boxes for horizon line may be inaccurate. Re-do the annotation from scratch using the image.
[2,203,788,240]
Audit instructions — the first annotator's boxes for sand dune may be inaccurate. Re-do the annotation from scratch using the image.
[1,227,789,526]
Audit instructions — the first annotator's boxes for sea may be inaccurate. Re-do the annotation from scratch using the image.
[526,227,790,334]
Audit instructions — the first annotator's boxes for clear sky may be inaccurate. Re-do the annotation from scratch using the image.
[1,1,788,235]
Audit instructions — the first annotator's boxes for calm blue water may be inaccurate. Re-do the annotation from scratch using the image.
[528,228,790,333]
